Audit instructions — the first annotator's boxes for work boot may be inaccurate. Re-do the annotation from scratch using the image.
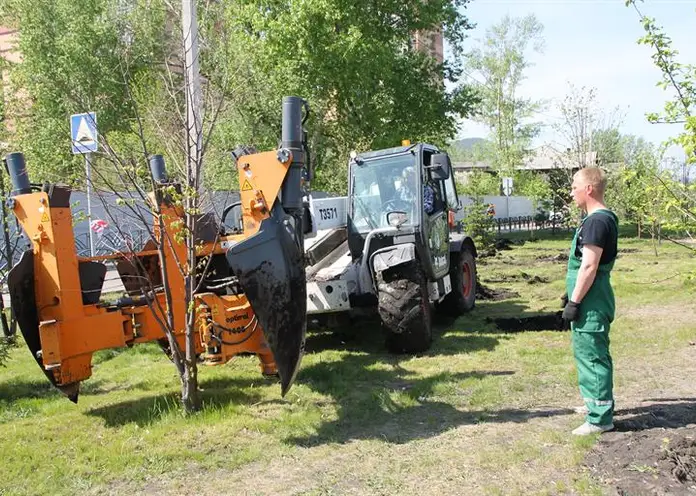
[572,422,614,436]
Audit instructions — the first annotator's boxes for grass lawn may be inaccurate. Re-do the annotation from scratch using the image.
[1,226,695,495]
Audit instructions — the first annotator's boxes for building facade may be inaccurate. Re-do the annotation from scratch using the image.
[412,27,444,65]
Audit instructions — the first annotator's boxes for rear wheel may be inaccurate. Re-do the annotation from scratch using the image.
[377,262,432,353]
[439,248,476,316]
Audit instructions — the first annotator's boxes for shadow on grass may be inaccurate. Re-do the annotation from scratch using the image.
[287,349,573,446]
[305,297,553,356]
[444,299,567,336]
[613,399,696,432]
[0,378,61,403]
[287,296,579,446]
[85,376,269,428]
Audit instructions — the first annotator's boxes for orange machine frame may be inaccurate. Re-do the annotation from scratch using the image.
[9,149,293,399]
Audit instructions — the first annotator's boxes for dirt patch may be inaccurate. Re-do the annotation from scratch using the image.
[478,248,498,258]
[478,239,526,259]
[622,303,696,325]
[495,238,516,251]
[485,272,550,285]
[619,248,640,254]
[489,313,566,332]
[536,253,569,263]
[586,400,696,495]
[476,283,520,301]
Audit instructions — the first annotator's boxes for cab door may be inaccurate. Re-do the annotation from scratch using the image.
[420,149,451,280]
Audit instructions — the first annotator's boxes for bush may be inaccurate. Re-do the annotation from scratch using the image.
[461,199,495,251]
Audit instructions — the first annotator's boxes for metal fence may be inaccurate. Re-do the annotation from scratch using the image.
[489,216,575,234]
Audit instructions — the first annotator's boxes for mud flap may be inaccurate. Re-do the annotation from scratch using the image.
[226,205,306,396]
[7,250,79,402]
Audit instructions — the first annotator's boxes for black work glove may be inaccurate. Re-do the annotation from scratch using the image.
[562,300,580,322]
[560,293,568,308]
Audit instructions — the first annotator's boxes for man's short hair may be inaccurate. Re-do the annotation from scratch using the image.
[575,167,607,195]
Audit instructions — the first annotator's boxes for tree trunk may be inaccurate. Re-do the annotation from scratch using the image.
[181,357,199,414]
[658,222,662,245]
[181,273,200,414]
[651,223,658,257]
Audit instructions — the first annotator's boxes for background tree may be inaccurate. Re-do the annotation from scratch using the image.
[2,0,479,195]
[456,170,499,197]
[516,170,551,227]
[463,13,545,177]
[607,141,660,238]
[552,84,625,169]
[544,85,625,224]
[204,0,479,194]
[1,0,168,183]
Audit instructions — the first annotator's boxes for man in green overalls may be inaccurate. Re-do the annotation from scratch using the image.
[562,167,618,436]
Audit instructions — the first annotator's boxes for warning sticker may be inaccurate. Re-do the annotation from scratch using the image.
[241,180,253,191]
[41,212,49,222]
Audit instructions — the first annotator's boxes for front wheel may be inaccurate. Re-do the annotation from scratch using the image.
[377,262,433,353]
[439,248,476,316]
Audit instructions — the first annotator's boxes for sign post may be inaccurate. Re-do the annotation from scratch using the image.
[502,176,513,219]
[70,112,98,257]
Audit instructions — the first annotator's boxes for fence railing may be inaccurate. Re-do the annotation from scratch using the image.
[454,216,575,237]
[489,216,574,234]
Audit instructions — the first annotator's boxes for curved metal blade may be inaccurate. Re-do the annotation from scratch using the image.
[226,206,306,396]
[7,250,79,402]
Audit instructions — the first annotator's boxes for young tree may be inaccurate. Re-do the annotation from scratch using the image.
[625,0,696,248]
[463,14,545,176]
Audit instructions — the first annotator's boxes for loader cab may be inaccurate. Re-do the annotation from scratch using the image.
[347,143,461,282]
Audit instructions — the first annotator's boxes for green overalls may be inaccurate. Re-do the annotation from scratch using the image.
[566,209,618,426]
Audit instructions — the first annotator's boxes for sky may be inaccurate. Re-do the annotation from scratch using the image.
[449,0,696,158]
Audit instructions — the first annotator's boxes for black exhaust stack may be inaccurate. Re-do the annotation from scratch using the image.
[5,152,32,196]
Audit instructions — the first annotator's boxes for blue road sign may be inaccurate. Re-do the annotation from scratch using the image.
[71,112,98,154]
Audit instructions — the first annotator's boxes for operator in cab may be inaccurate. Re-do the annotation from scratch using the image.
[397,166,435,218]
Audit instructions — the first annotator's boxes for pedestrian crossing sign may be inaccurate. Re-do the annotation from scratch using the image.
[71,112,98,154]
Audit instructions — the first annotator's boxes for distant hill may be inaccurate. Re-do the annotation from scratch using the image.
[451,137,487,151]
[447,137,488,161]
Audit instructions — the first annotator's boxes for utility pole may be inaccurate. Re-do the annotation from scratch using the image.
[180,0,204,413]
[182,0,203,166]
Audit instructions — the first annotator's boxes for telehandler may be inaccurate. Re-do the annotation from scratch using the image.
[303,142,477,352]
[5,96,309,402]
